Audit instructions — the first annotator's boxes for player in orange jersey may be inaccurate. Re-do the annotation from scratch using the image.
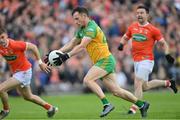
[118,5,178,114]
[0,28,58,119]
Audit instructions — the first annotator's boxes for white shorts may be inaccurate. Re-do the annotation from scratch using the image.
[134,60,154,81]
[12,68,32,87]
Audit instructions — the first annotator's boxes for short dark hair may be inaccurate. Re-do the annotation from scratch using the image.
[0,28,6,35]
[137,5,149,13]
[72,6,89,16]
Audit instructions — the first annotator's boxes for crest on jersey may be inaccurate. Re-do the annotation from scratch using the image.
[132,34,147,42]
[4,55,17,61]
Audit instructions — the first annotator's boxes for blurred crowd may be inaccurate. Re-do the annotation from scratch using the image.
[0,0,180,95]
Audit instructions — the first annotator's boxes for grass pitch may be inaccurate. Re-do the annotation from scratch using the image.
[3,91,180,120]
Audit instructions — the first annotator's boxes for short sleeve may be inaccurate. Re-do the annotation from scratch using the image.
[75,29,81,39]
[125,26,132,40]
[11,41,26,51]
[153,27,163,41]
[84,26,96,39]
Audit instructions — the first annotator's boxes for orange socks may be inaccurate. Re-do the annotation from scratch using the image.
[43,104,52,110]
[3,104,9,112]
[165,80,171,87]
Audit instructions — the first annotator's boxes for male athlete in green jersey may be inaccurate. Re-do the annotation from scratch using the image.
[45,6,150,118]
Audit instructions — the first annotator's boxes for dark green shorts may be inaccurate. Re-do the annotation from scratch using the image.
[95,54,116,74]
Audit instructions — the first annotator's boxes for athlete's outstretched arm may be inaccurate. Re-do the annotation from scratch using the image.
[68,37,91,57]
[59,37,81,53]
[50,37,91,66]
[158,38,175,64]
[26,42,51,73]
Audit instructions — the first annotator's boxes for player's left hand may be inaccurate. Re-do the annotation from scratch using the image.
[53,52,70,66]
[165,54,175,65]
[44,54,49,64]
[43,53,52,66]
[39,63,51,73]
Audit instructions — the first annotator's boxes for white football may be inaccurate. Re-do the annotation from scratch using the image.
[48,50,63,66]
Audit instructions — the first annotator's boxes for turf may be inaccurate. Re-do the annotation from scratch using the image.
[3,91,180,120]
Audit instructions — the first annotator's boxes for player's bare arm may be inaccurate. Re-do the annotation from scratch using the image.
[26,43,51,73]
[158,38,175,64]
[118,35,129,51]
[158,38,169,54]
[59,37,81,53]
[68,37,91,57]
[49,37,91,66]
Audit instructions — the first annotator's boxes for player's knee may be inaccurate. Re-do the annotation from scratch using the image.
[134,83,142,90]
[110,88,121,97]
[0,88,5,93]
[112,91,119,97]
[83,78,91,86]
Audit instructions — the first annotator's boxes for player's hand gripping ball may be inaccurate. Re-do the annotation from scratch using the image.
[48,50,70,66]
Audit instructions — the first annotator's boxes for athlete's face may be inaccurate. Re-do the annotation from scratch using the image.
[73,12,86,27]
[0,33,8,47]
[136,8,148,24]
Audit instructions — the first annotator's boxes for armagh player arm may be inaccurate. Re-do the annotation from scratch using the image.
[158,38,175,64]
[118,35,129,51]
[26,42,50,72]
[26,43,42,62]
[158,38,169,55]
[120,35,129,45]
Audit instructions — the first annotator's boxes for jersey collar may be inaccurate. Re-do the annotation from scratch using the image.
[138,22,149,27]
[5,38,10,47]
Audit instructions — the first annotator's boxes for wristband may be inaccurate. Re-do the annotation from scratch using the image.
[67,53,71,57]
[38,59,43,64]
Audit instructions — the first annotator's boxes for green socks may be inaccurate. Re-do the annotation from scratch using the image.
[101,98,110,106]
[101,98,144,108]
[135,100,144,108]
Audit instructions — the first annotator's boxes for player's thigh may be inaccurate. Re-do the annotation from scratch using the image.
[0,77,21,92]
[84,65,108,82]
[102,73,122,92]
[85,54,116,82]
[134,60,154,81]
[13,68,32,87]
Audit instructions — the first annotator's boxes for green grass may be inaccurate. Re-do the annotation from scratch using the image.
[3,91,180,120]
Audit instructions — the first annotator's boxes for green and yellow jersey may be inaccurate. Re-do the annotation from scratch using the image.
[75,20,111,64]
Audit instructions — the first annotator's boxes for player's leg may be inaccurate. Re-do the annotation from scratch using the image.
[128,60,154,114]
[103,73,149,118]
[134,77,144,99]
[103,73,138,102]
[0,92,10,119]
[143,79,166,90]
[0,77,21,119]
[84,66,108,99]
[127,76,144,114]
[83,65,113,117]
[84,55,126,117]
[17,86,58,118]
[13,68,57,118]
[143,79,178,93]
